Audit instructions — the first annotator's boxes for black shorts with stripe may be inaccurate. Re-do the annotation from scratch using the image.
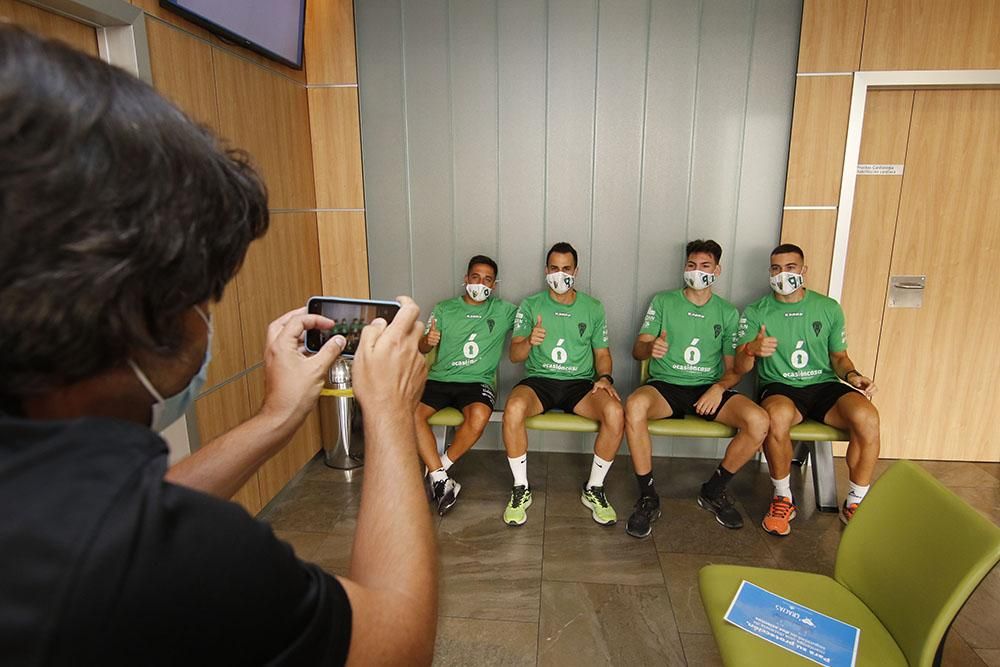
[420,379,496,411]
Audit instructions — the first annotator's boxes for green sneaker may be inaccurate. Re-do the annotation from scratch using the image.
[581,484,617,525]
[503,485,532,526]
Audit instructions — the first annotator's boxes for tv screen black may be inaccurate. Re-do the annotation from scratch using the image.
[160,0,306,69]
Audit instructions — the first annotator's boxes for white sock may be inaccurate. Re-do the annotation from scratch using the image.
[429,467,448,484]
[846,481,870,505]
[508,455,528,488]
[771,475,792,500]
[587,455,614,489]
[440,453,454,471]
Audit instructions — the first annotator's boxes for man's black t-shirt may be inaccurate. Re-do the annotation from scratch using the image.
[0,416,352,665]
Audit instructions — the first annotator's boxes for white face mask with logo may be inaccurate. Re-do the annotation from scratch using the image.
[465,283,492,302]
[769,271,805,296]
[683,270,716,291]
[546,271,575,295]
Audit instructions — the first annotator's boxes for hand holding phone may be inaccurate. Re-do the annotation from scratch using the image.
[305,297,401,356]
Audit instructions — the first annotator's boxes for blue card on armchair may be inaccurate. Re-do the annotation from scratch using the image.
[723,580,859,667]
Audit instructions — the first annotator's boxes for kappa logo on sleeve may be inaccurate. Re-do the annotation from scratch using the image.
[487,318,495,333]
[812,321,822,336]
[714,324,722,339]
[578,322,587,337]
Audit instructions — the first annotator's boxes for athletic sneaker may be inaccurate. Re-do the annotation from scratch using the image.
[761,495,797,536]
[697,488,744,529]
[625,495,661,539]
[840,500,859,525]
[503,485,532,526]
[433,477,461,516]
[581,484,617,525]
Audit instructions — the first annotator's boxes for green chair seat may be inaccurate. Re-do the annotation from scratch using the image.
[699,564,906,666]
[427,407,464,427]
[790,420,848,441]
[647,415,736,438]
[524,412,598,433]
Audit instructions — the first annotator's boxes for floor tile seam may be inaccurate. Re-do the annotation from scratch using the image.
[437,614,538,627]
[654,549,779,561]
[537,573,668,587]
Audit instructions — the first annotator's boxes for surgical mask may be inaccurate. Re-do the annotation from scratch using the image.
[465,283,492,302]
[546,271,575,295]
[683,270,716,290]
[769,271,805,296]
[129,306,213,432]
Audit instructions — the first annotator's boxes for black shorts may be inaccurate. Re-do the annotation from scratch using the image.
[647,380,737,422]
[420,379,496,411]
[759,381,860,423]
[515,377,594,414]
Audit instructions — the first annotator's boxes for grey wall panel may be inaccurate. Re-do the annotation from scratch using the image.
[497,0,547,405]
[634,0,700,342]
[355,0,411,301]
[451,1,499,277]
[402,0,454,318]
[356,0,803,456]
[590,0,650,390]
[545,0,598,294]
[686,0,755,302]
[730,0,801,308]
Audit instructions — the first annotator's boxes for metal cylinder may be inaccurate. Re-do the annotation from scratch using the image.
[319,359,364,470]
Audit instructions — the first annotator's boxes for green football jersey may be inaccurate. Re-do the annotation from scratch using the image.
[639,290,739,386]
[426,296,517,385]
[737,290,849,387]
[512,290,609,380]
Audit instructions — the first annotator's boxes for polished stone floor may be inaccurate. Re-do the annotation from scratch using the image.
[260,451,1000,666]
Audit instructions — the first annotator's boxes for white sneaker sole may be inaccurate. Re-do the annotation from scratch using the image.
[581,495,617,526]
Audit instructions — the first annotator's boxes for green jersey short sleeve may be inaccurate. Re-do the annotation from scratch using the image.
[638,290,739,386]
[737,290,849,387]
[514,291,609,380]
[427,297,518,385]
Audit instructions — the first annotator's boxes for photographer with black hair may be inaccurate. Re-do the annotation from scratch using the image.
[0,25,436,665]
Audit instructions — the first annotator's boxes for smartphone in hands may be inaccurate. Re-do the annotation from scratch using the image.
[305,296,401,356]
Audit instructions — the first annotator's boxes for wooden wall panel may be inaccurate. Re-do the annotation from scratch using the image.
[783,76,853,206]
[1,0,98,55]
[245,368,322,507]
[145,18,219,128]
[213,49,317,210]
[130,0,212,40]
[841,90,913,376]
[308,87,365,208]
[317,212,369,297]
[193,377,262,515]
[861,0,1000,71]
[235,212,322,366]
[796,0,866,73]
[779,210,836,295]
[305,0,357,84]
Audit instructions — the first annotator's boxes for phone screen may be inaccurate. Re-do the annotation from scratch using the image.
[305,297,400,355]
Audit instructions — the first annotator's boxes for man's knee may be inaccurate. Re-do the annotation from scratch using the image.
[743,406,770,443]
[847,403,880,441]
[764,402,797,432]
[464,405,491,432]
[600,400,625,434]
[624,395,650,429]
[503,398,529,425]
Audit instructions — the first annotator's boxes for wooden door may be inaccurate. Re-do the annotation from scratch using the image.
[849,89,1000,461]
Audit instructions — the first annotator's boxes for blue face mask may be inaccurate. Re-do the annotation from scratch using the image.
[128,306,213,432]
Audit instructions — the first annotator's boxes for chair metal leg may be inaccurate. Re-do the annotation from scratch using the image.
[433,425,453,457]
[791,440,809,466]
[807,440,839,512]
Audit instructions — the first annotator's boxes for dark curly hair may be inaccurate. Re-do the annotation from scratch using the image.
[685,239,722,263]
[0,26,269,400]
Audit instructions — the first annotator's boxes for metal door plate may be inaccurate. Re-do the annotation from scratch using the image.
[888,275,926,308]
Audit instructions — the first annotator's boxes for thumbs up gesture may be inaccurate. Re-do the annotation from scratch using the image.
[651,328,669,359]
[529,315,546,346]
[426,315,441,347]
[750,325,777,358]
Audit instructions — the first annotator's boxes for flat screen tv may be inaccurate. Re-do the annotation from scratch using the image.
[160,0,306,69]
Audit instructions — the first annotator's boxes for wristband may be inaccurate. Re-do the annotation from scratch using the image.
[596,374,614,385]
[844,369,862,381]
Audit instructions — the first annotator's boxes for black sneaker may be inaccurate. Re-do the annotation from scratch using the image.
[625,495,661,538]
[433,476,461,516]
[697,487,744,529]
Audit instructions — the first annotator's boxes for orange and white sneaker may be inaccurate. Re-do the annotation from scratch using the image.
[840,501,859,525]
[761,496,797,537]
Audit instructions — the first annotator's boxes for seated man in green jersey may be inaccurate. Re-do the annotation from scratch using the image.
[624,240,769,538]
[416,255,518,515]
[502,242,624,527]
[736,243,880,536]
